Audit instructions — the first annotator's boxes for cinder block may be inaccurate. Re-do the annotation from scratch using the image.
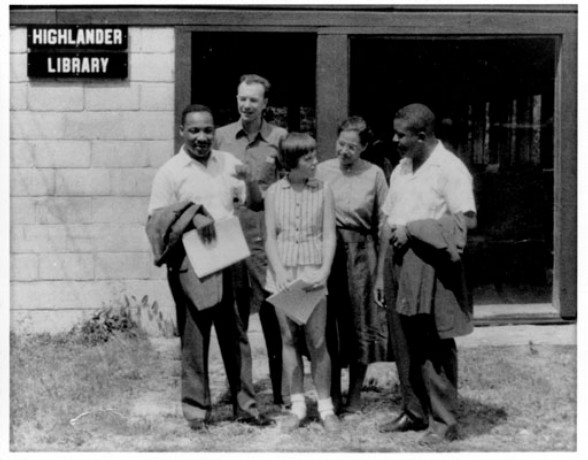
[10,53,28,83]
[121,111,174,140]
[130,53,174,82]
[10,141,35,168]
[10,83,28,110]
[35,197,92,224]
[11,309,90,335]
[11,169,55,196]
[127,28,141,53]
[10,280,109,311]
[28,83,84,111]
[11,254,39,281]
[65,112,173,141]
[10,197,37,224]
[85,82,140,111]
[11,112,66,140]
[135,28,175,53]
[148,262,168,280]
[65,224,150,252]
[10,279,175,334]
[11,224,69,253]
[91,141,149,168]
[33,141,92,168]
[39,253,95,280]
[110,168,157,196]
[119,279,175,312]
[10,27,28,53]
[140,83,174,111]
[55,169,110,196]
[11,279,173,311]
[63,112,125,140]
[91,196,149,223]
[146,141,174,167]
[95,252,152,279]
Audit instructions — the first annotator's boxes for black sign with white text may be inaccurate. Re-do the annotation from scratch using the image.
[28,26,128,50]
[27,26,128,79]
[28,51,128,78]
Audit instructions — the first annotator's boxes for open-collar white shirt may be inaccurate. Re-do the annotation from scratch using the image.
[383,141,476,227]
[148,146,246,220]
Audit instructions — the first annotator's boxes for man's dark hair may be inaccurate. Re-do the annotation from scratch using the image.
[239,74,271,99]
[394,103,436,136]
[181,104,214,126]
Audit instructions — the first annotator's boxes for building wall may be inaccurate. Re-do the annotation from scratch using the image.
[10,27,177,334]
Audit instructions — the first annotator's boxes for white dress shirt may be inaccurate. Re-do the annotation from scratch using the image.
[383,141,476,227]
[148,147,246,220]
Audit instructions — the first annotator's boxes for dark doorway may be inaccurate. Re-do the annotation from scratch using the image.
[191,32,317,134]
[350,36,556,305]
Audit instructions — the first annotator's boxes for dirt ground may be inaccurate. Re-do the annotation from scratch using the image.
[128,322,577,450]
[10,322,577,453]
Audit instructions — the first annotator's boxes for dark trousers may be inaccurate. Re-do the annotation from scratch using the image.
[234,287,285,404]
[168,267,257,422]
[233,233,286,405]
[384,246,459,431]
[400,315,458,432]
[387,306,426,420]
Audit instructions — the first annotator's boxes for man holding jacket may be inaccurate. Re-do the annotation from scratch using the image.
[375,103,477,445]
[146,103,273,430]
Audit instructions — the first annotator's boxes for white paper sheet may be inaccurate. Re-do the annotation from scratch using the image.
[266,278,326,325]
[182,216,251,278]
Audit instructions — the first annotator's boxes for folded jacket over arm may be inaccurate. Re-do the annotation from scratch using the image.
[396,213,473,338]
[145,201,223,310]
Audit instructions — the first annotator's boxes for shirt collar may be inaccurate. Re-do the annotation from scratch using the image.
[235,119,272,143]
[398,141,444,174]
[178,146,218,167]
[279,176,321,189]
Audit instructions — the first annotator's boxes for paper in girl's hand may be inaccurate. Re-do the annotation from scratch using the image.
[266,278,326,325]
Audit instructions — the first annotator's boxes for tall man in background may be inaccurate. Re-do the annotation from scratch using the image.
[215,74,288,407]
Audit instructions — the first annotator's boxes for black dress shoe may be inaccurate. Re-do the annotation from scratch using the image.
[235,413,275,427]
[379,413,428,433]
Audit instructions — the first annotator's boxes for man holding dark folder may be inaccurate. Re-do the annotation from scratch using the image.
[146,104,273,430]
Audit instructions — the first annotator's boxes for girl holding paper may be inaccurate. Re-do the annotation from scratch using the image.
[264,132,339,433]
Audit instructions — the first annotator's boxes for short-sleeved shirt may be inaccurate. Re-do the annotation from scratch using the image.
[148,147,246,220]
[383,141,476,226]
[214,119,287,192]
[316,158,389,235]
[268,177,326,267]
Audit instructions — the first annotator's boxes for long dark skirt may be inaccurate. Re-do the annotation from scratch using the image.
[327,229,389,366]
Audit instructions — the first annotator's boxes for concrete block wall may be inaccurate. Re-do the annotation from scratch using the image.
[10,27,177,335]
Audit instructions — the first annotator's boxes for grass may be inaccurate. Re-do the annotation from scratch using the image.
[10,332,576,452]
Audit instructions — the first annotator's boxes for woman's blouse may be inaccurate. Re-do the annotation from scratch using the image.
[316,158,388,234]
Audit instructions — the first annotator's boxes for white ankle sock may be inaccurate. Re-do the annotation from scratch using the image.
[290,393,306,420]
[317,397,335,419]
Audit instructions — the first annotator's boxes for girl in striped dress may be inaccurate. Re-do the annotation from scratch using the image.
[264,132,339,433]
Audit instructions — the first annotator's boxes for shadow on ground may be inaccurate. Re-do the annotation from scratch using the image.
[458,397,509,439]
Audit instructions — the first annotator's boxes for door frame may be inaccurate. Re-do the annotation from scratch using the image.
[170,10,576,318]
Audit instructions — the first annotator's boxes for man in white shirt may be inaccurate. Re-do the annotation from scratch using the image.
[148,104,273,430]
[375,103,477,445]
